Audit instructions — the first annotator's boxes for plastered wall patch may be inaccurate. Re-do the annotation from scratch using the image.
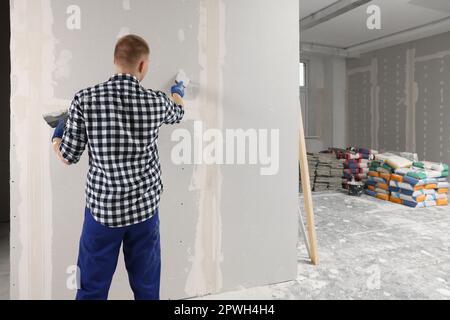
[123,0,131,11]
[54,49,73,80]
[184,0,225,297]
[10,0,57,299]
[178,29,186,43]
[117,27,131,39]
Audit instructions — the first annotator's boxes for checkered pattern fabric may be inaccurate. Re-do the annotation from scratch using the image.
[60,74,184,227]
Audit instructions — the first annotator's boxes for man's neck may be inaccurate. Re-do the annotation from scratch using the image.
[115,69,140,81]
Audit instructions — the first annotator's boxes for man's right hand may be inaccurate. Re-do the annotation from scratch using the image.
[171,81,186,98]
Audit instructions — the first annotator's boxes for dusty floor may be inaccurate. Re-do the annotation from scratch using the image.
[199,192,450,300]
[0,222,8,300]
[1,192,450,300]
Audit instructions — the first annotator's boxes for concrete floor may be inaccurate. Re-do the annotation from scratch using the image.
[0,222,8,300]
[1,192,450,300]
[199,192,450,300]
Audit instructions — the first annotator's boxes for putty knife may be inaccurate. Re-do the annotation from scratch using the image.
[176,69,190,87]
[43,110,69,128]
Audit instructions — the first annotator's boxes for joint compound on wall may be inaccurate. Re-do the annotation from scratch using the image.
[405,48,417,153]
[184,0,225,297]
[370,57,379,151]
[10,0,57,299]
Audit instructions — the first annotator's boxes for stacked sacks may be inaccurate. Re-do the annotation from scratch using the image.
[343,157,370,188]
[437,179,449,206]
[299,153,318,192]
[306,153,319,190]
[314,153,345,191]
[357,147,378,160]
[300,153,344,192]
[365,153,413,201]
[366,158,392,201]
[410,161,448,179]
[389,177,441,208]
[390,161,449,207]
[363,153,449,208]
[342,147,378,189]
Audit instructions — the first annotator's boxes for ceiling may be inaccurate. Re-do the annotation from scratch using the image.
[300,0,338,20]
[300,0,450,54]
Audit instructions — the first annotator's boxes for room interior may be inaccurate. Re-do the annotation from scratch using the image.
[2,0,450,300]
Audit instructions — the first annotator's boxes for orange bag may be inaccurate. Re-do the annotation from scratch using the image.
[376,193,389,201]
[390,174,403,182]
[389,196,402,204]
[368,171,379,178]
[377,183,389,191]
[415,195,426,203]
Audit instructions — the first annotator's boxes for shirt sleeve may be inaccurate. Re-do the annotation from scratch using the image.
[59,94,87,164]
[162,93,185,125]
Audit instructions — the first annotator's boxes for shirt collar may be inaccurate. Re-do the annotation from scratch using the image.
[110,73,140,84]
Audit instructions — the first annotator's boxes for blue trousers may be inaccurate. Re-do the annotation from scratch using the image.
[76,207,161,300]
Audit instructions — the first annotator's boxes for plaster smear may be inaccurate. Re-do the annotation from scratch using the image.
[178,29,186,43]
[122,0,131,11]
[184,0,225,297]
[10,0,58,299]
[117,27,131,39]
[54,50,73,80]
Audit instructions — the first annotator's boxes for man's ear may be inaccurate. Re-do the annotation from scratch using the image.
[138,60,145,73]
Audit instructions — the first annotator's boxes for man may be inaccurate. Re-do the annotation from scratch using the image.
[51,34,186,300]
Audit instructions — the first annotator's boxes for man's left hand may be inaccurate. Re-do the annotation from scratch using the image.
[51,118,70,165]
[52,138,70,165]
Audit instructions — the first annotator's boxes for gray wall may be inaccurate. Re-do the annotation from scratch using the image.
[10,0,299,299]
[302,53,346,153]
[347,31,450,163]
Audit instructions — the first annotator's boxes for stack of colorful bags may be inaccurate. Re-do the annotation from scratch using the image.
[341,147,378,190]
[364,153,449,208]
[389,161,449,208]
[365,154,412,201]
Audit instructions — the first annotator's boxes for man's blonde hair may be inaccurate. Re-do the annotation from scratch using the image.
[114,34,150,68]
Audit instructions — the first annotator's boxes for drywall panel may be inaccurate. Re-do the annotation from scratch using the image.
[347,71,372,147]
[376,48,408,152]
[346,31,450,164]
[302,53,346,152]
[332,58,347,149]
[415,57,450,162]
[219,0,299,291]
[10,0,299,299]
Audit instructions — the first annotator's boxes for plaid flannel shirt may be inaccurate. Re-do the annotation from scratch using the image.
[60,74,184,227]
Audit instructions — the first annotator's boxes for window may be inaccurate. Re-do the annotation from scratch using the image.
[300,61,306,87]
[300,60,315,138]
